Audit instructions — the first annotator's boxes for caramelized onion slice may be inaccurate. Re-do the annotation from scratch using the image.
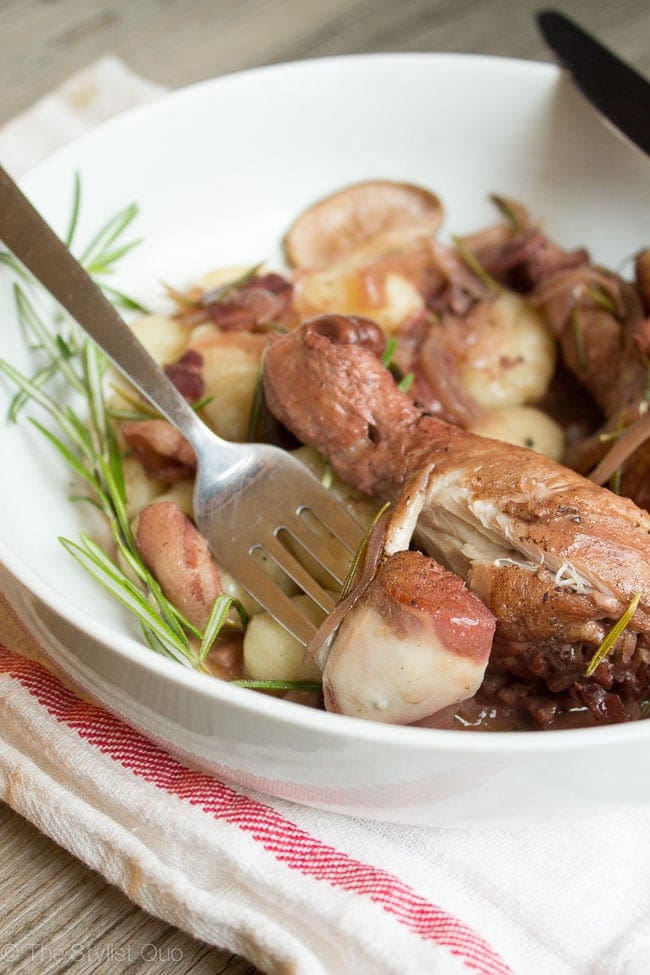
[306,465,434,669]
[588,410,650,487]
[306,506,391,671]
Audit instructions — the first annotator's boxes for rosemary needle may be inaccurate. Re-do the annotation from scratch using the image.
[585,593,642,678]
[0,174,238,669]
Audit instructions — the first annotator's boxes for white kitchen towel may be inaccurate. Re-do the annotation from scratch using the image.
[0,58,649,975]
[2,641,650,975]
[0,56,164,175]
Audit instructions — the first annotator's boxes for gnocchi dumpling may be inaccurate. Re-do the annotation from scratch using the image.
[457,292,556,409]
[220,550,300,618]
[468,405,565,460]
[187,324,266,442]
[129,313,190,366]
[243,595,324,682]
[294,260,425,335]
[122,455,167,520]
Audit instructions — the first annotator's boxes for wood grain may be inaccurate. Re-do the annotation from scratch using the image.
[1,0,649,126]
[0,803,258,974]
[1,1,648,973]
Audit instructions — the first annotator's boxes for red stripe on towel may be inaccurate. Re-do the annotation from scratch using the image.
[0,647,511,975]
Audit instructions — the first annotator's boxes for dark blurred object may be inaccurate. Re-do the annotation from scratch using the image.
[538,9,650,155]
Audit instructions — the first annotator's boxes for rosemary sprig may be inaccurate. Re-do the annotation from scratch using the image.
[0,250,33,284]
[79,201,139,266]
[490,193,526,230]
[584,286,620,317]
[100,282,148,313]
[198,595,249,665]
[452,235,502,293]
[231,679,322,692]
[13,285,84,400]
[0,174,241,668]
[201,262,264,305]
[381,337,398,368]
[8,361,64,423]
[0,359,94,454]
[192,393,215,412]
[381,337,414,393]
[61,533,196,667]
[64,171,82,248]
[584,593,642,678]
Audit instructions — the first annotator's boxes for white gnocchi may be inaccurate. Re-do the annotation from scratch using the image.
[468,405,565,460]
[243,595,324,683]
[456,292,556,409]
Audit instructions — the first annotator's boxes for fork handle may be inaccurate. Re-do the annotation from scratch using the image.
[0,164,241,463]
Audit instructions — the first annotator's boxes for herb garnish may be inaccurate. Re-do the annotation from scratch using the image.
[231,679,322,692]
[0,174,244,668]
[397,372,414,393]
[452,235,502,293]
[584,593,642,678]
[584,285,620,317]
[381,337,397,368]
[490,194,526,230]
[570,306,587,369]
[381,337,414,392]
[201,262,264,306]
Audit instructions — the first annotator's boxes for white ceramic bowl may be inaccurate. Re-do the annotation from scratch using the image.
[1,54,649,827]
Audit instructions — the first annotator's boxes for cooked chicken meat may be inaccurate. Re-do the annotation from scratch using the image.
[263,315,650,723]
[314,469,496,723]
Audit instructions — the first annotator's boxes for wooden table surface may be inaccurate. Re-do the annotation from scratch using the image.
[1,1,648,973]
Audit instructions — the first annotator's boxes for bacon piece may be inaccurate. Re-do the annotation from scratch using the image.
[164,348,205,402]
[203,273,297,331]
[122,419,196,482]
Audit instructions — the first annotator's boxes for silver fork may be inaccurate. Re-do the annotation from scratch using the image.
[0,164,365,645]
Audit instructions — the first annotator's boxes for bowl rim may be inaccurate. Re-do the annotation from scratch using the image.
[2,49,648,754]
[10,51,565,167]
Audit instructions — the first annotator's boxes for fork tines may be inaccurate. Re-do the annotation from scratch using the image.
[225,496,364,645]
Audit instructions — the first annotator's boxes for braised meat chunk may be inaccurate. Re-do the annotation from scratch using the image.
[263,315,650,726]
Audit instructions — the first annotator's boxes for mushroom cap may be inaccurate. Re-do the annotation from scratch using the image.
[322,550,495,724]
[285,180,443,270]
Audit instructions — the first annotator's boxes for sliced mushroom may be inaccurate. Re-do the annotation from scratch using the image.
[309,467,496,724]
[285,180,443,270]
